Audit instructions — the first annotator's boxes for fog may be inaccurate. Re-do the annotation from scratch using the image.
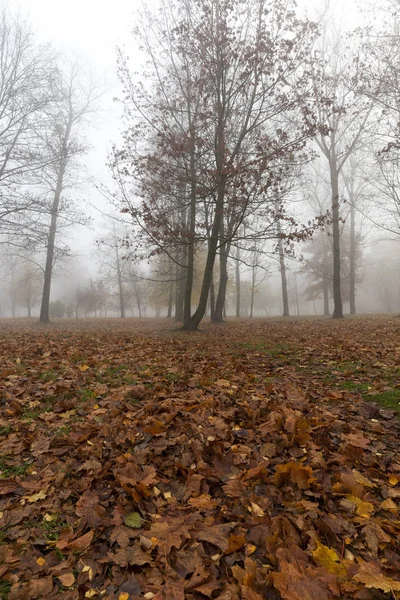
[1,0,399,326]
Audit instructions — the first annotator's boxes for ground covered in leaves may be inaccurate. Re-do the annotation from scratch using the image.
[0,315,400,600]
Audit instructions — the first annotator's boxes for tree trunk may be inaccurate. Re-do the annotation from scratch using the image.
[213,237,231,323]
[184,177,226,330]
[330,160,343,318]
[294,274,300,316]
[40,156,67,323]
[235,245,241,317]
[183,151,197,327]
[167,281,173,318]
[115,239,125,318]
[278,237,289,317]
[349,197,356,314]
[250,261,256,318]
[175,258,185,321]
[209,274,215,321]
[322,232,330,315]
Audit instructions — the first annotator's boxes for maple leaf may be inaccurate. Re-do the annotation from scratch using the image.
[76,491,107,528]
[147,518,192,554]
[273,462,315,489]
[312,541,348,580]
[272,560,340,599]
[354,562,400,593]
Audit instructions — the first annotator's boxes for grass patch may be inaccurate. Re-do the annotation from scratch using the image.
[339,380,370,391]
[21,408,42,422]
[0,579,11,599]
[78,388,97,402]
[0,458,30,478]
[40,514,67,541]
[365,389,400,412]
[38,370,59,383]
[237,341,294,359]
[0,426,12,436]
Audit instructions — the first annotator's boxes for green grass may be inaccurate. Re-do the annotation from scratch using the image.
[339,381,370,392]
[41,515,67,541]
[78,388,97,401]
[0,458,30,478]
[55,425,72,436]
[0,579,11,599]
[364,389,400,412]
[237,341,294,359]
[21,408,42,422]
[0,426,12,436]
[38,370,58,383]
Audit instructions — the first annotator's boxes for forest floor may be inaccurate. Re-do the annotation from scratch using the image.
[0,315,400,600]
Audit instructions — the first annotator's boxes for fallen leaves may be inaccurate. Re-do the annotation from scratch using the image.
[0,316,400,598]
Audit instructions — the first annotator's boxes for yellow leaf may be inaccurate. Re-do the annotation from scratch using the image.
[389,476,399,486]
[79,365,90,372]
[36,557,46,566]
[60,409,76,419]
[249,501,265,517]
[380,498,398,512]
[93,404,99,410]
[25,489,47,503]
[245,544,257,556]
[119,594,130,600]
[84,592,98,598]
[352,470,376,488]
[312,541,348,580]
[82,565,94,581]
[216,379,231,387]
[346,495,374,518]
[44,513,55,522]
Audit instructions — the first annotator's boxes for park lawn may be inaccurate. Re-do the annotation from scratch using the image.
[0,315,399,599]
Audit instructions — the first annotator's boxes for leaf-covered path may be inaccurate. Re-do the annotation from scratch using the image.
[0,316,399,599]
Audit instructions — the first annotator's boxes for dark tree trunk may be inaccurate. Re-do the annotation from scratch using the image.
[330,161,343,318]
[175,260,185,321]
[322,232,330,315]
[167,280,173,318]
[209,274,215,321]
[183,151,197,327]
[349,198,356,314]
[279,239,289,317]
[235,245,240,317]
[250,262,256,318]
[40,153,67,323]
[184,177,226,331]
[213,237,231,323]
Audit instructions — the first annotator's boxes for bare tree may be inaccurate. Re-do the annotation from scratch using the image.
[0,3,55,246]
[38,60,102,323]
[310,24,373,318]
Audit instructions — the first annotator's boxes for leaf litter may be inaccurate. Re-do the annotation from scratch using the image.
[0,316,399,599]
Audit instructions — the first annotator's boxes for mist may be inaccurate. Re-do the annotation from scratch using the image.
[1,0,399,327]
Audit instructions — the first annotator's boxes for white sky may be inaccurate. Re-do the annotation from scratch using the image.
[10,0,364,287]
[10,0,145,268]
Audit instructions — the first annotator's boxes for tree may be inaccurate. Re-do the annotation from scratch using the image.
[0,3,55,247]
[39,60,101,323]
[112,0,319,330]
[15,262,43,317]
[310,24,373,318]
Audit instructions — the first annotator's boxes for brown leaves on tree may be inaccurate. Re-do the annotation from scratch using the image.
[0,316,400,599]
